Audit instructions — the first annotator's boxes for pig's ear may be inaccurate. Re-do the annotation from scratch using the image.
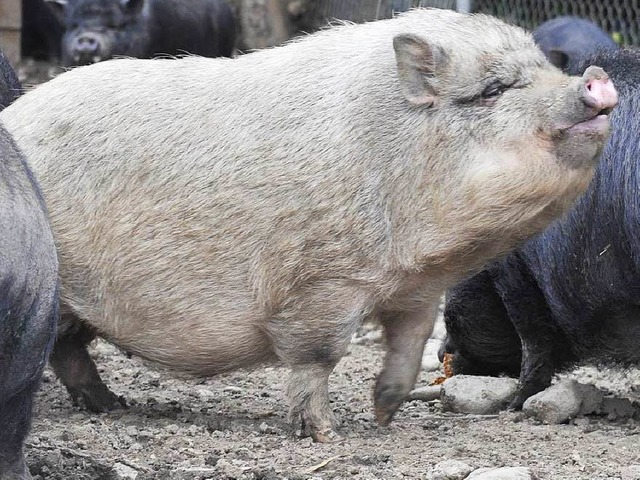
[393,34,448,107]
[547,49,569,72]
[44,0,68,20]
[121,0,145,14]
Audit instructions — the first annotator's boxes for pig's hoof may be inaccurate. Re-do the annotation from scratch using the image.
[507,395,526,411]
[73,386,127,413]
[312,427,344,443]
[374,405,396,426]
[373,385,406,426]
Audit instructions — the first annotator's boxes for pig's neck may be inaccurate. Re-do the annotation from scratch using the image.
[385,147,595,285]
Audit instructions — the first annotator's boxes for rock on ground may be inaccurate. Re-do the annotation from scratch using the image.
[467,466,536,479]
[522,380,604,424]
[441,375,518,414]
[600,396,637,420]
[427,459,473,480]
[112,462,139,479]
[422,337,444,372]
[622,465,640,480]
[409,385,442,402]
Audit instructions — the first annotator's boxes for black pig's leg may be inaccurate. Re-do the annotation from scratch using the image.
[49,313,125,413]
[492,256,559,409]
[374,299,438,426]
[0,385,37,480]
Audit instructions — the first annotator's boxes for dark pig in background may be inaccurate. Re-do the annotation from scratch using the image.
[22,0,65,61]
[0,51,58,480]
[45,0,237,66]
[0,9,617,442]
[441,48,640,409]
[533,16,618,74]
[0,50,21,109]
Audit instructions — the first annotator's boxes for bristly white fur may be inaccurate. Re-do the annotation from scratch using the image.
[0,8,607,437]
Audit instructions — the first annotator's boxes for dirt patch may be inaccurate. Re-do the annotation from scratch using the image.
[25,333,640,480]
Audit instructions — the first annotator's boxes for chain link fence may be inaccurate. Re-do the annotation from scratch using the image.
[309,0,632,45]
[237,0,633,50]
[471,0,634,45]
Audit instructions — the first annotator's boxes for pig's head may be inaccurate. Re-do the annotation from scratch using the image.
[532,16,618,75]
[389,11,618,265]
[393,25,617,174]
[45,0,150,66]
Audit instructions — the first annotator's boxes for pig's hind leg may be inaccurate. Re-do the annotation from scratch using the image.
[0,385,39,480]
[49,312,126,412]
[266,286,368,443]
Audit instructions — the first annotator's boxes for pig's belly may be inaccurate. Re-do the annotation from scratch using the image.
[96,314,277,376]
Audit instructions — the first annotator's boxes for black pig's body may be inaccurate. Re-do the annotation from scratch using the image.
[533,16,617,73]
[0,51,21,110]
[48,0,237,66]
[0,49,58,480]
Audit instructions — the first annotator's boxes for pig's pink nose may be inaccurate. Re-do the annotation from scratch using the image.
[583,74,618,112]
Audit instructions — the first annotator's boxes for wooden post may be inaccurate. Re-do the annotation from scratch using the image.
[0,0,21,66]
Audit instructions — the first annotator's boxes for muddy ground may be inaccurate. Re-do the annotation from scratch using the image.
[24,322,639,480]
[11,60,640,480]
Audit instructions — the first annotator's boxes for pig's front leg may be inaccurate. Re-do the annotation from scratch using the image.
[374,301,439,426]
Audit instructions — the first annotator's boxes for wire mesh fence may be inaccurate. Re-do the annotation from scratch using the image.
[309,0,633,45]
[308,0,458,23]
[471,0,634,45]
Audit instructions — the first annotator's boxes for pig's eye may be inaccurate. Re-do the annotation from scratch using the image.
[482,83,506,99]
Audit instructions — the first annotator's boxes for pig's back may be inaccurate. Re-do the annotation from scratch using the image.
[0,8,535,372]
[0,17,406,371]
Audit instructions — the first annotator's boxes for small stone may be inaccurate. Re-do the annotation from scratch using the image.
[422,355,443,372]
[259,422,277,434]
[424,338,443,357]
[431,315,447,340]
[600,397,637,420]
[572,417,589,427]
[164,424,180,434]
[441,375,518,414]
[112,462,139,480]
[409,385,442,402]
[523,380,603,424]
[427,459,473,480]
[621,465,640,480]
[467,466,535,479]
[222,386,244,394]
[577,383,605,415]
[216,458,246,478]
[351,329,383,345]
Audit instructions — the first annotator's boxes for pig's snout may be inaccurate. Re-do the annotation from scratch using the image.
[556,66,618,136]
[581,66,618,116]
[71,32,104,64]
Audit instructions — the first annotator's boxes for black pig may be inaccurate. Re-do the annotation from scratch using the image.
[0,51,58,480]
[46,0,237,66]
[22,0,65,61]
[533,16,617,74]
[0,50,21,109]
[441,48,640,409]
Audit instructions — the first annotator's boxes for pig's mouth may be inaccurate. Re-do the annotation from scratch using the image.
[564,107,613,135]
